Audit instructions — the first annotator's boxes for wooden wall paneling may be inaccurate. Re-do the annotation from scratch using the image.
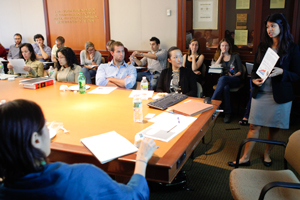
[177,0,186,51]
[43,0,51,47]
[103,0,110,45]
[292,0,300,45]
[218,0,225,42]
[43,0,107,51]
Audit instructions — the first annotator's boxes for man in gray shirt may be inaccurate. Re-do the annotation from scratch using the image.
[131,37,167,91]
[7,33,22,59]
[32,34,51,62]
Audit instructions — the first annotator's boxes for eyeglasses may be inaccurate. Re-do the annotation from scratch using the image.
[57,56,65,60]
[87,48,95,52]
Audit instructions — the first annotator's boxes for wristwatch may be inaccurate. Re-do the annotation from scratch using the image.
[140,53,143,56]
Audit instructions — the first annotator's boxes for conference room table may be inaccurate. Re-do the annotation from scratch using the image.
[0,78,221,183]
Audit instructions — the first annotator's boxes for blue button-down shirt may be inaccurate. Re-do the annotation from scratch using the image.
[96,61,137,89]
[32,43,51,62]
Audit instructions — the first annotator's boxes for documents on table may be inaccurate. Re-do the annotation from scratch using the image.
[256,47,279,82]
[88,86,117,94]
[8,59,28,74]
[81,131,138,164]
[138,112,196,142]
[129,90,154,98]
[68,85,91,91]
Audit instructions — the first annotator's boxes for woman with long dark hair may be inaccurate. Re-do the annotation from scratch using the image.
[182,38,205,84]
[7,43,44,77]
[211,38,243,123]
[156,46,197,97]
[228,13,300,167]
[52,47,82,83]
[0,99,157,199]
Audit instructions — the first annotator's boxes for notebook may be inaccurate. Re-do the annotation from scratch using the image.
[170,100,213,116]
[81,131,138,164]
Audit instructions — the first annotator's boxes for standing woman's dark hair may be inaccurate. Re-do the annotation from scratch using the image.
[56,47,79,71]
[257,13,294,63]
[0,100,46,183]
[19,43,37,61]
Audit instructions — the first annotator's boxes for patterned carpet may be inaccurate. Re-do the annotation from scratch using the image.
[148,114,300,200]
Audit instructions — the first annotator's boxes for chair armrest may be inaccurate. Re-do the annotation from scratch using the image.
[259,181,300,200]
[235,138,287,168]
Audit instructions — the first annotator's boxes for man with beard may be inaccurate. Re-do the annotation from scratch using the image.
[7,33,22,59]
[96,41,137,89]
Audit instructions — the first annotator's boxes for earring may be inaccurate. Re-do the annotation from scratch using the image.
[35,139,39,143]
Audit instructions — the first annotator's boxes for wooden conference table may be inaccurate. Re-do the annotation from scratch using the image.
[0,79,221,183]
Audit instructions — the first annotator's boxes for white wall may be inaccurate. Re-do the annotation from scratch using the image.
[0,0,47,48]
[109,0,177,51]
[0,0,178,51]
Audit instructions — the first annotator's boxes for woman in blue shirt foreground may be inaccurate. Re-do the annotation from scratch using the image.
[0,99,157,199]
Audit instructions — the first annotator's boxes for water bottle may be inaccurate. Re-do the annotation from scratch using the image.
[0,61,4,75]
[78,72,86,94]
[140,76,148,100]
[133,94,143,122]
[48,66,55,82]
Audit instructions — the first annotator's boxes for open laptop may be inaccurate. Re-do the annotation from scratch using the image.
[0,74,18,80]
[245,62,254,75]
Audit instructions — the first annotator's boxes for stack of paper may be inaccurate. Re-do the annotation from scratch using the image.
[208,65,222,74]
[81,131,138,164]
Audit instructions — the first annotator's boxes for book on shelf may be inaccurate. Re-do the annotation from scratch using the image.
[19,77,54,89]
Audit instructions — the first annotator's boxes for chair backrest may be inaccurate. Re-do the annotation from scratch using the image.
[241,64,246,80]
[201,63,206,78]
[196,82,203,98]
[285,130,300,174]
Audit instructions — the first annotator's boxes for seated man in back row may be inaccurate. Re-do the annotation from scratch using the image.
[131,37,167,91]
[32,34,51,62]
[96,41,137,89]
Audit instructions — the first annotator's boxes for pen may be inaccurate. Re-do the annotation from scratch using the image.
[226,128,241,130]
[167,125,177,133]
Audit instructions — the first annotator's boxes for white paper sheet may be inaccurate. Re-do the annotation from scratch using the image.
[8,59,28,74]
[68,85,91,91]
[81,131,138,164]
[88,87,117,94]
[138,112,196,142]
[129,90,154,98]
[256,48,279,82]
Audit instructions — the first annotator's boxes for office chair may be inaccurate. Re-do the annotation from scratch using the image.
[229,130,300,200]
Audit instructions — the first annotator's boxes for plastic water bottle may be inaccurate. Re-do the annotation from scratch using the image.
[140,76,148,100]
[78,72,86,94]
[133,94,143,122]
[48,66,55,82]
[0,61,4,75]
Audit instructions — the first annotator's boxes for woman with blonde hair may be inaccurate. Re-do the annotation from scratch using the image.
[80,41,102,84]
